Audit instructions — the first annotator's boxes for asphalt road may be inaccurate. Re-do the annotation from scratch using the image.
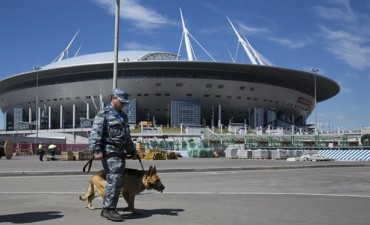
[1,157,370,225]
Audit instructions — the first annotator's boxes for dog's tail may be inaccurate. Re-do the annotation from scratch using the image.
[79,179,95,201]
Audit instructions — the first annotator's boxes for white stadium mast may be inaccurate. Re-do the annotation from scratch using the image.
[52,29,80,62]
[227,17,274,66]
[179,8,194,61]
[177,8,215,62]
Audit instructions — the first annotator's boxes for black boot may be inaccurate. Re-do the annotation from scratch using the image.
[101,208,124,221]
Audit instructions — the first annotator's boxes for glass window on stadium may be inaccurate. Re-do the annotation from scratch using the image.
[14,107,25,130]
[171,98,201,127]
[123,99,137,124]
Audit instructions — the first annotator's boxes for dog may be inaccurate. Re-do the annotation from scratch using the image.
[79,166,165,213]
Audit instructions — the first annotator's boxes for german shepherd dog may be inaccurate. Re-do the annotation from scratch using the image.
[79,166,165,213]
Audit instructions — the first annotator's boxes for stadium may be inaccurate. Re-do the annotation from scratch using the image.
[0,17,340,134]
[0,50,339,131]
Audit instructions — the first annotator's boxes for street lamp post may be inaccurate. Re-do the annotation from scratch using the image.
[33,66,41,144]
[248,108,251,130]
[113,0,120,89]
[211,105,214,129]
[311,68,320,134]
[167,104,170,128]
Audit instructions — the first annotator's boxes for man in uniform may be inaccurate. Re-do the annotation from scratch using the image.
[48,144,57,161]
[89,88,137,222]
[38,143,46,161]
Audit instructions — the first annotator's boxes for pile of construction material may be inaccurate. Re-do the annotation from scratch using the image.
[224,148,289,160]
[213,149,225,158]
[287,150,302,158]
[225,145,239,159]
[252,149,270,159]
[225,148,238,159]
[271,149,287,160]
[136,143,178,160]
[188,148,213,158]
[140,148,164,160]
[286,154,334,162]
[60,151,94,161]
[237,149,252,159]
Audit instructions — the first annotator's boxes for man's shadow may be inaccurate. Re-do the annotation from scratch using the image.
[0,211,63,224]
[117,207,184,220]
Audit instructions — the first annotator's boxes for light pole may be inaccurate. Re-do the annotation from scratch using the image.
[167,104,170,127]
[311,68,320,134]
[113,0,120,89]
[33,66,41,144]
[248,108,251,130]
[211,105,214,129]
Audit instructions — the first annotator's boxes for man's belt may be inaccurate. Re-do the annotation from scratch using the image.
[102,137,125,150]
[105,151,126,159]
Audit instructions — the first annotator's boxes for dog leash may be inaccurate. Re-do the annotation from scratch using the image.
[83,158,94,173]
[127,154,145,171]
[137,154,144,171]
[83,154,144,173]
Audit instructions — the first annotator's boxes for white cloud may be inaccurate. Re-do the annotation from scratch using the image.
[268,37,313,49]
[313,1,370,70]
[201,2,227,16]
[336,80,352,93]
[350,105,359,111]
[318,25,370,70]
[203,3,311,51]
[237,22,270,36]
[343,70,361,80]
[337,115,346,120]
[232,21,311,50]
[91,0,174,29]
[313,0,356,22]
[123,41,159,51]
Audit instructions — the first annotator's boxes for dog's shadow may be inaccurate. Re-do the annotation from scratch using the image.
[0,211,63,224]
[117,208,184,220]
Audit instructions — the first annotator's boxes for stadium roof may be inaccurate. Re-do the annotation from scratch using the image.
[42,51,179,70]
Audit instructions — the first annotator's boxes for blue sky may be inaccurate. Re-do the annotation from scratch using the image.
[0,0,369,131]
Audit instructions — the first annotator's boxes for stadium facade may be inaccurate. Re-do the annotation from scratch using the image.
[0,50,339,131]
[0,15,340,132]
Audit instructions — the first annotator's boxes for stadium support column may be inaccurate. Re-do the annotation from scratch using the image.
[254,107,257,130]
[28,108,32,124]
[248,108,251,129]
[37,107,41,132]
[48,106,51,130]
[211,105,214,129]
[60,105,63,129]
[86,103,90,119]
[100,94,103,109]
[3,112,7,131]
[72,104,76,129]
[218,104,221,129]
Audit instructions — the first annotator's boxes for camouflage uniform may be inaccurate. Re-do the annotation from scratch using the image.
[89,102,136,210]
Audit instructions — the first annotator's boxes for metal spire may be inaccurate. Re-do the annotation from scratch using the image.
[178,8,215,62]
[227,17,273,66]
[180,8,194,61]
[74,42,83,57]
[53,29,80,62]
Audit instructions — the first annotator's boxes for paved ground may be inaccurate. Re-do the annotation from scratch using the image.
[1,155,370,176]
[1,156,370,224]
